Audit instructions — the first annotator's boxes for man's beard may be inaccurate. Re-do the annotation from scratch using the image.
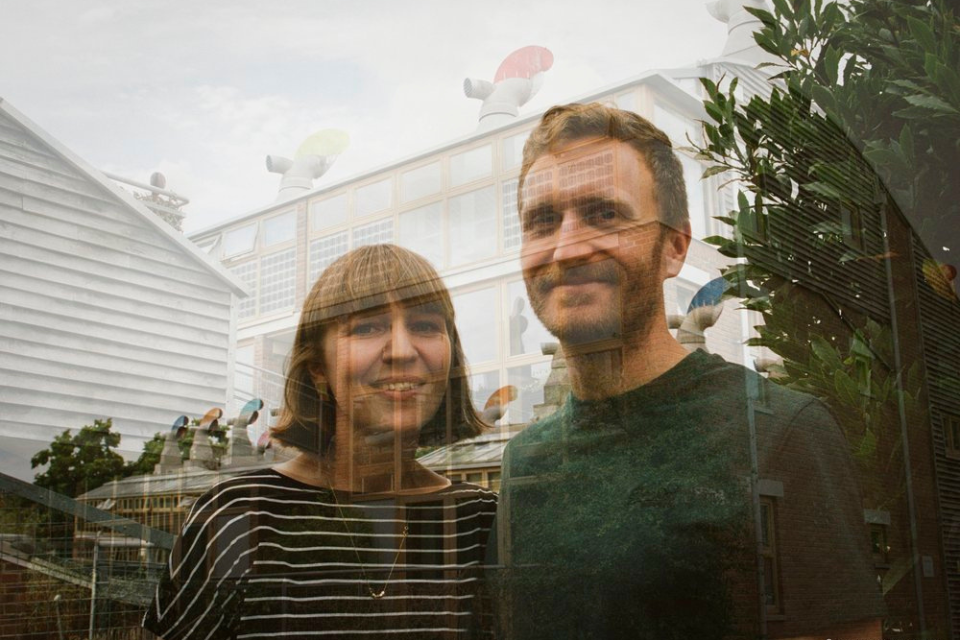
[525,258,663,347]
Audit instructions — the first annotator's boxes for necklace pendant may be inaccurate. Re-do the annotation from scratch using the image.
[370,589,386,599]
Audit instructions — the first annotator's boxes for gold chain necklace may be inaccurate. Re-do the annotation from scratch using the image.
[328,489,409,599]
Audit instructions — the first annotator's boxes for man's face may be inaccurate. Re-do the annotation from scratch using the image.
[520,137,681,345]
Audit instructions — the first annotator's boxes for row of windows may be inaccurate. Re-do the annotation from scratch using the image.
[200,129,534,262]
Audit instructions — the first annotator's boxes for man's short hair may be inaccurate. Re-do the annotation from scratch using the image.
[518,102,690,231]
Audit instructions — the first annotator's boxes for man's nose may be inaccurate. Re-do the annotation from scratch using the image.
[551,213,597,264]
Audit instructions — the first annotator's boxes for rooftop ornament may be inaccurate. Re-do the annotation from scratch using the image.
[464,45,554,132]
[267,128,350,202]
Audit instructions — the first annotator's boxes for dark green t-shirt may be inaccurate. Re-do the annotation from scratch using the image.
[493,350,883,640]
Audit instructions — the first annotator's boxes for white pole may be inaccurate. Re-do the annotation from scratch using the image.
[88,531,101,640]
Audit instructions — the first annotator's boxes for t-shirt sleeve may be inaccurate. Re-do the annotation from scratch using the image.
[143,492,247,640]
[762,398,886,636]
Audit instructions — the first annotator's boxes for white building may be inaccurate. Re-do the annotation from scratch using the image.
[0,99,248,480]
[189,45,776,431]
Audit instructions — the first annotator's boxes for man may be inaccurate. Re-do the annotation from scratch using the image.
[493,103,883,640]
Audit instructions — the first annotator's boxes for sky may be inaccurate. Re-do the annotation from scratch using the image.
[2,0,729,234]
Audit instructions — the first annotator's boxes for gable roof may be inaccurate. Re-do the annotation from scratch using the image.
[0,97,249,297]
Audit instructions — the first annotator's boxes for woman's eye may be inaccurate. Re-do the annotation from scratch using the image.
[349,321,386,336]
[409,319,445,335]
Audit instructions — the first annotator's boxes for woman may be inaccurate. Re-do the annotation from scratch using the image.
[145,245,496,640]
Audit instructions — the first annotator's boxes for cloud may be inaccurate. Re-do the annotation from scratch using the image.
[2,0,729,231]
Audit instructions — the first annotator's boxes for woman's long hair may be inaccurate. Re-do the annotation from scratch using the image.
[271,244,486,454]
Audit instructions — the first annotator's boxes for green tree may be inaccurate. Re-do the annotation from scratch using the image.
[30,418,126,498]
[692,0,956,465]
[123,432,166,477]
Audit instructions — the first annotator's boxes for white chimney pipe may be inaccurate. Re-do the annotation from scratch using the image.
[707,0,779,67]
[266,154,335,202]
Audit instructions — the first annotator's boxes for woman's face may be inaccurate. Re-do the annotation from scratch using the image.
[318,302,452,439]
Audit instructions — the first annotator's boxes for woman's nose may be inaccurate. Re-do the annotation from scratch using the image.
[382,324,417,361]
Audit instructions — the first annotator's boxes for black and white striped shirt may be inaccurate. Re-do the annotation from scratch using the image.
[144,469,497,640]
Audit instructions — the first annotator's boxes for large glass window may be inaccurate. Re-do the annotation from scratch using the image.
[506,280,554,357]
[310,193,349,231]
[309,232,349,282]
[401,162,441,203]
[259,249,296,314]
[468,370,502,417]
[355,178,392,217]
[449,186,497,267]
[502,131,529,171]
[398,202,443,269]
[353,217,394,247]
[506,361,551,424]
[262,209,296,247]
[450,145,492,187]
[502,179,521,251]
[453,286,498,365]
[230,260,258,319]
[223,223,258,258]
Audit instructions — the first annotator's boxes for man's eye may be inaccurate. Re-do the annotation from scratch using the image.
[585,208,618,225]
[523,210,559,234]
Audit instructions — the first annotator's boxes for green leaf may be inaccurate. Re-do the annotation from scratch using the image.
[812,335,844,371]
[834,369,862,407]
[705,101,725,123]
[898,125,915,166]
[823,45,841,85]
[903,93,960,114]
[702,165,731,179]
[907,16,937,53]
[855,428,878,460]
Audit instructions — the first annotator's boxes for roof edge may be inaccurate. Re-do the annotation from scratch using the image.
[0,97,249,298]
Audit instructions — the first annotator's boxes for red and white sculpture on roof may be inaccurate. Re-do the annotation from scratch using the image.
[464,45,554,132]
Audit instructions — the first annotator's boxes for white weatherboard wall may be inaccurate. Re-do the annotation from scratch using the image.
[0,99,247,480]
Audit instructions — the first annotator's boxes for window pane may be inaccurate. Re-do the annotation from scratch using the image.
[235,344,255,397]
[502,179,521,251]
[506,361,551,425]
[398,202,443,269]
[401,162,441,202]
[468,369,501,415]
[223,223,258,258]
[197,236,220,256]
[262,209,296,247]
[310,193,348,231]
[454,287,499,365]
[502,131,529,171]
[230,260,258,319]
[259,249,296,314]
[507,280,554,357]
[309,232,349,282]
[355,178,392,216]
[450,145,492,187]
[353,217,394,247]
[449,186,497,267]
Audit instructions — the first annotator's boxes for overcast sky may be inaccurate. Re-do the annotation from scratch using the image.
[3,1,729,233]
